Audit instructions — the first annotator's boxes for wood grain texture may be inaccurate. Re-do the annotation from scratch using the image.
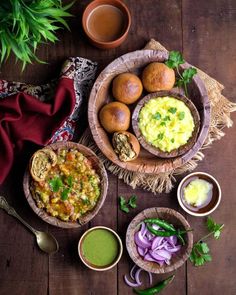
[0,0,235,294]
[23,142,108,228]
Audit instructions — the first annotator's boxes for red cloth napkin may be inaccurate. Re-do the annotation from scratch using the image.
[0,78,76,184]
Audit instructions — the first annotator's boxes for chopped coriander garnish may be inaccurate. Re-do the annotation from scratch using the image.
[163,115,171,121]
[128,195,137,209]
[119,195,138,213]
[165,51,185,69]
[67,175,73,187]
[119,196,129,213]
[160,121,166,126]
[153,112,162,120]
[49,177,63,192]
[171,138,175,143]
[178,112,185,120]
[61,188,70,201]
[168,107,177,114]
[207,216,224,239]
[157,133,164,140]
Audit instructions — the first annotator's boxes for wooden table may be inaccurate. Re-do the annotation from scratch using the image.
[0,1,236,294]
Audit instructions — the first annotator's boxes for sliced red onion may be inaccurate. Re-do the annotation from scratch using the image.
[166,235,178,246]
[124,275,141,287]
[152,240,168,251]
[134,231,151,249]
[148,271,153,285]
[149,250,166,261]
[140,222,147,236]
[130,265,136,280]
[144,253,158,262]
[146,232,154,241]
[151,236,164,250]
[137,246,145,257]
[164,244,181,253]
[135,268,143,285]
[165,259,171,265]
[155,249,172,260]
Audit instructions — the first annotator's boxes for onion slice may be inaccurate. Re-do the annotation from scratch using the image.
[124,275,141,287]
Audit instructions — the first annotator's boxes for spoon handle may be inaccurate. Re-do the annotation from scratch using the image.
[0,196,37,235]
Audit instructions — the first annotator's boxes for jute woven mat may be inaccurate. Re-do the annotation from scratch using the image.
[79,39,236,194]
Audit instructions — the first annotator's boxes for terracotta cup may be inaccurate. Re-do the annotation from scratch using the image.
[82,0,131,49]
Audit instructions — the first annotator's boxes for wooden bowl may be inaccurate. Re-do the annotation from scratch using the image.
[82,0,131,49]
[88,49,210,174]
[126,207,193,274]
[23,142,108,229]
[132,91,201,158]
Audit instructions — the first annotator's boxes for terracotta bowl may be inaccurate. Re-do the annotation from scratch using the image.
[126,207,193,274]
[132,91,201,158]
[82,0,131,49]
[23,142,108,229]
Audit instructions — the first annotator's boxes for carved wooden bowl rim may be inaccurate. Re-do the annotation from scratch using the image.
[132,90,201,158]
[23,141,108,229]
[126,207,193,274]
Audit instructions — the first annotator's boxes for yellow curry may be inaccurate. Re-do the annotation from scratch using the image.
[30,148,101,222]
[138,96,195,152]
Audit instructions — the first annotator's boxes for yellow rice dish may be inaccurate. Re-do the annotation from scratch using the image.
[138,96,195,152]
[30,148,101,222]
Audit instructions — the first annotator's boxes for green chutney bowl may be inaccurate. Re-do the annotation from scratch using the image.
[78,226,123,271]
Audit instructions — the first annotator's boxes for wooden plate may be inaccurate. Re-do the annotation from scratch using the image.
[88,50,210,174]
[126,207,193,274]
[23,142,108,229]
[132,91,201,158]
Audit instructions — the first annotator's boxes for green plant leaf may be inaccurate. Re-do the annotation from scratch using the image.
[182,67,197,83]
[178,111,185,120]
[165,51,185,69]
[168,107,177,114]
[61,188,70,201]
[128,195,137,209]
[49,177,63,192]
[207,217,224,239]
[119,196,129,213]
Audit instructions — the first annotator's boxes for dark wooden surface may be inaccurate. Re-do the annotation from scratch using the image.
[0,1,236,294]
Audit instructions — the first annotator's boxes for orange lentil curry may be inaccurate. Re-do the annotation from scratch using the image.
[30,148,101,222]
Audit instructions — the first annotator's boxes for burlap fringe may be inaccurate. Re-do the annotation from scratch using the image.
[80,39,236,194]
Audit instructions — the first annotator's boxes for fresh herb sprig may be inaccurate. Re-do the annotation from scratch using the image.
[119,195,138,213]
[190,217,224,266]
[49,176,74,201]
[0,0,73,71]
[165,51,197,96]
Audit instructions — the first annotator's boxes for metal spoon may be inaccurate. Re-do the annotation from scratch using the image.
[0,196,59,254]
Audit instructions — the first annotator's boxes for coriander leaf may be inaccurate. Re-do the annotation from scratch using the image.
[190,242,212,266]
[182,67,197,84]
[153,112,161,120]
[67,175,73,188]
[200,242,210,254]
[171,138,175,143]
[49,177,63,192]
[178,111,185,120]
[157,133,164,140]
[119,196,129,213]
[165,51,185,69]
[160,121,166,126]
[207,217,224,239]
[175,79,185,88]
[163,115,171,121]
[128,195,137,209]
[168,107,177,114]
[61,188,70,201]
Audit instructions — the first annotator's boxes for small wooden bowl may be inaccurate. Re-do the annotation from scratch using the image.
[132,91,201,158]
[23,142,108,229]
[82,0,131,49]
[126,207,193,274]
[78,226,123,271]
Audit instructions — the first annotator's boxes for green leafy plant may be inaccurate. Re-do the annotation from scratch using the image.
[119,195,138,213]
[0,0,73,71]
[165,51,197,96]
[190,216,224,266]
